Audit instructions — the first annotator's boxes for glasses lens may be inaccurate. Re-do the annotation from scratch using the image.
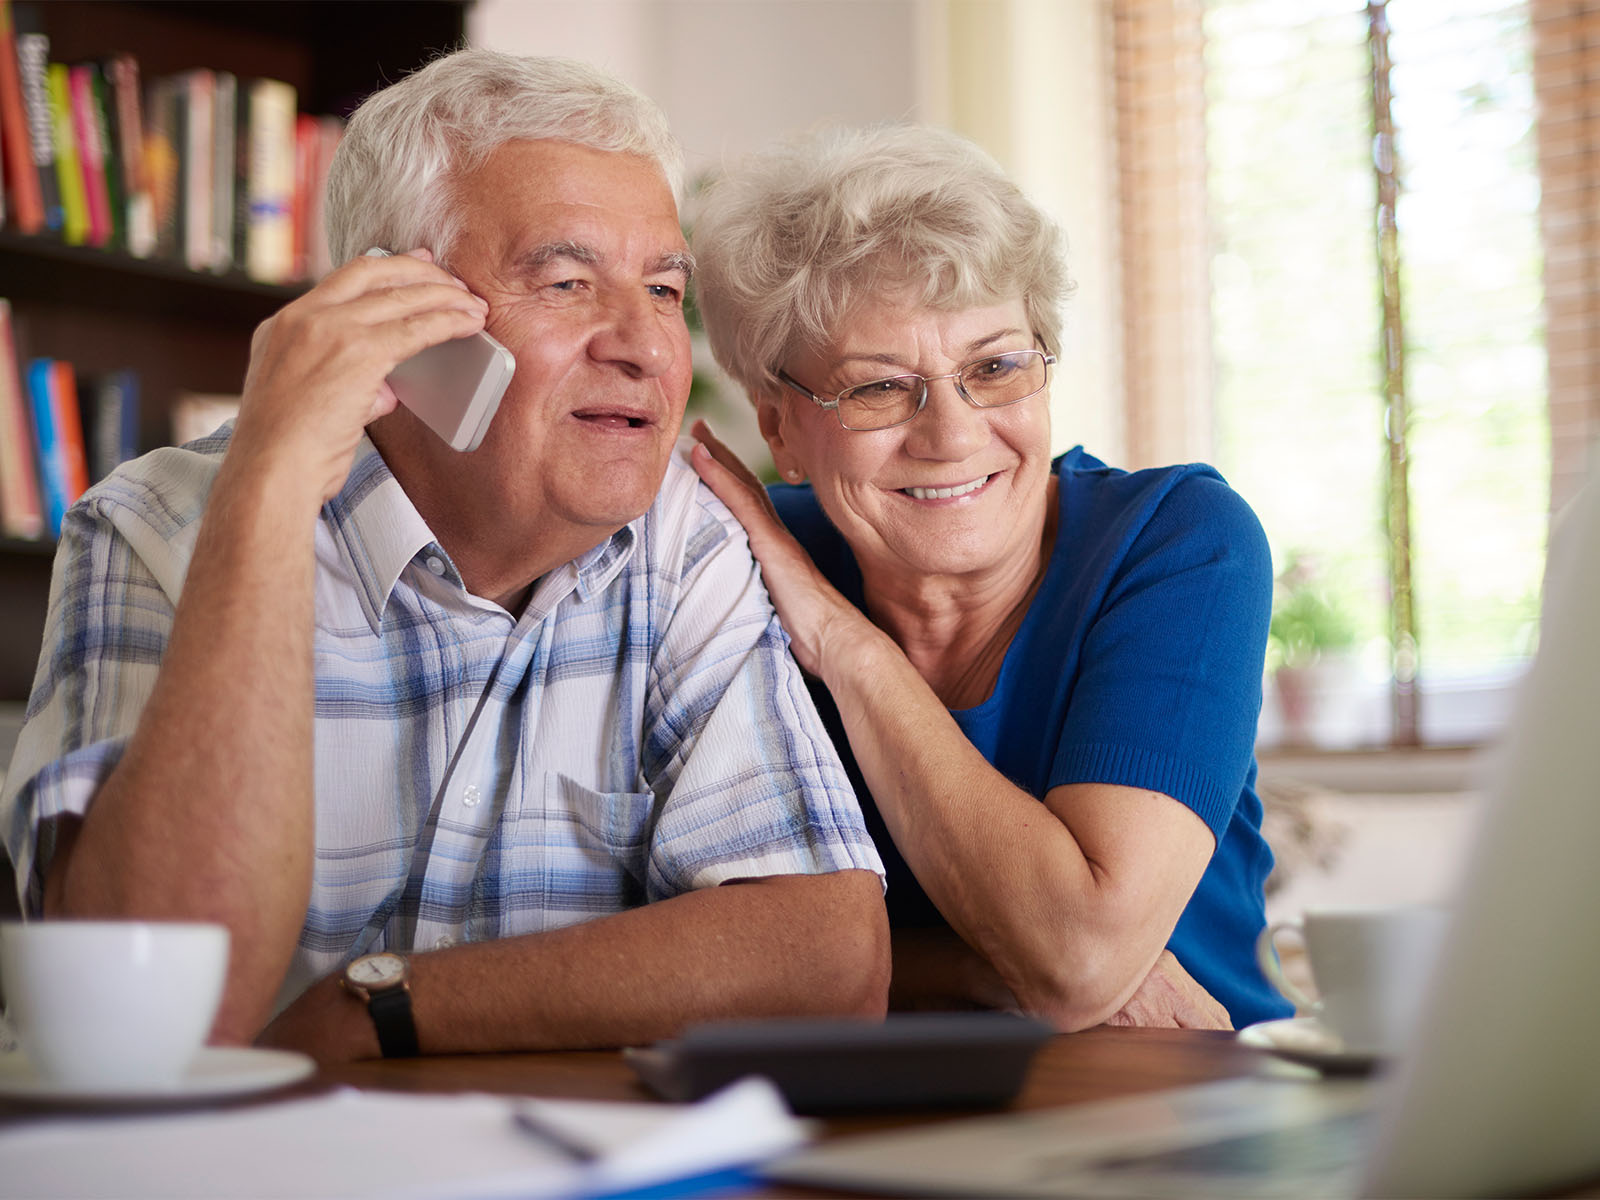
[837,376,925,431]
[959,351,1048,408]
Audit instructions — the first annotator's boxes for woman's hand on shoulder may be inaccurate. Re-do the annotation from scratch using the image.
[690,419,875,677]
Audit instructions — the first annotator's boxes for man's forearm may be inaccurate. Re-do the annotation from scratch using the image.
[259,869,889,1062]
[45,454,324,1042]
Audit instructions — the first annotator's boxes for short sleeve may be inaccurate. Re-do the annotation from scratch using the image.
[638,469,883,897]
[1,497,180,914]
[1050,472,1273,839]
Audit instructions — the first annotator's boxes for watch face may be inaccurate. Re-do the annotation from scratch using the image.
[347,953,407,988]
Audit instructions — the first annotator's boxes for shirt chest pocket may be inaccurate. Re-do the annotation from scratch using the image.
[539,773,661,912]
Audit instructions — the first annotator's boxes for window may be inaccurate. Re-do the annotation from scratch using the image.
[1132,0,1559,747]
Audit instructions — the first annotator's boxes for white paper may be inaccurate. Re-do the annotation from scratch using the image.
[0,1076,804,1200]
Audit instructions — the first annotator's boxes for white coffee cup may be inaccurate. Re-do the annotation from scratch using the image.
[1256,904,1449,1056]
[0,920,229,1089]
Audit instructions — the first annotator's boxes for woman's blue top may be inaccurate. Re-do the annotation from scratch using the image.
[770,446,1293,1027]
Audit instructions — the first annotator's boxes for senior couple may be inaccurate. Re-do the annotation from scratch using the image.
[1,49,1289,1062]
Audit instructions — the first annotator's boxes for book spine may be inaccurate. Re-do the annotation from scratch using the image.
[144,74,179,261]
[305,116,343,280]
[231,77,248,268]
[106,53,152,257]
[209,69,234,272]
[25,356,64,534]
[0,0,44,233]
[116,366,139,467]
[244,77,295,284]
[46,62,85,245]
[292,111,317,281]
[14,26,57,231]
[80,367,139,482]
[0,299,43,539]
[179,68,213,273]
[145,77,183,262]
[49,358,88,503]
[67,62,109,247]
[90,63,124,251]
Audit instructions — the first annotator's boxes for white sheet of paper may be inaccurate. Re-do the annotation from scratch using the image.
[0,1076,803,1200]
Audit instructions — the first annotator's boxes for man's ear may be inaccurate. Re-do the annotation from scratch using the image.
[756,396,806,484]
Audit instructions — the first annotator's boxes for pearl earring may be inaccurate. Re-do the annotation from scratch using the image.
[785,468,803,482]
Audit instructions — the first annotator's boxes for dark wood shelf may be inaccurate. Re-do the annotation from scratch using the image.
[0,0,470,702]
[43,1,470,118]
[0,230,302,327]
[0,537,57,557]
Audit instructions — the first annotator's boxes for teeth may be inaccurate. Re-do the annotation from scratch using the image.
[905,475,990,501]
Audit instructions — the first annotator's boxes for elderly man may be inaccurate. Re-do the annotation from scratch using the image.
[0,50,887,1063]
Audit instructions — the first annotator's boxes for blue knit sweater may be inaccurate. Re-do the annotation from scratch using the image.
[770,446,1293,1028]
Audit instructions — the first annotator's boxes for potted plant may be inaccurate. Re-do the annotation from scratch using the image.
[1268,551,1358,745]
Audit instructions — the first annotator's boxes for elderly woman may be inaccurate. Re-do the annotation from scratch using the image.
[688,125,1292,1031]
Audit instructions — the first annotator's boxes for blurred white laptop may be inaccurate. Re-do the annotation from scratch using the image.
[767,476,1600,1200]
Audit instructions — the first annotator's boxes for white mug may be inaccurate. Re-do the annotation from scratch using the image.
[1256,905,1448,1056]
[0,920,229,1089]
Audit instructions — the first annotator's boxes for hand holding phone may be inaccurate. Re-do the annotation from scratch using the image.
[365,248,516,452]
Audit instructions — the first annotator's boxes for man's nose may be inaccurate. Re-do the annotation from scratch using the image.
[589,289,679,378]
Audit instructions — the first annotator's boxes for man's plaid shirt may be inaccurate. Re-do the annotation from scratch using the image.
[3,430,881,1013]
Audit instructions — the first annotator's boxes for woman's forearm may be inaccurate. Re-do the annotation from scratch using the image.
[818,625,1109,1024]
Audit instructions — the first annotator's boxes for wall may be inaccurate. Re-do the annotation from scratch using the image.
[469,0,1124,462]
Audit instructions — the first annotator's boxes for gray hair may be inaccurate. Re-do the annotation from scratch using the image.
[325,49,683,267]
[691,124,1071,399]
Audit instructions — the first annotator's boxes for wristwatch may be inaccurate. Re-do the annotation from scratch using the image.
[341,952,420,1058]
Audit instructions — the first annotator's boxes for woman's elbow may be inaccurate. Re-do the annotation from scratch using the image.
[1006,940,1136,1032]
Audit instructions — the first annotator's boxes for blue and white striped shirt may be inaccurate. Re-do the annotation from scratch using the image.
[3,429,881,1012]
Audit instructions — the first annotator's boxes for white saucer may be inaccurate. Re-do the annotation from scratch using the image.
[1237,1016,1383,1074]
[0,1046,315,1105]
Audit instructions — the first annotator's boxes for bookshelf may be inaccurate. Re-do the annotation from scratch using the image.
[0,0,470,703]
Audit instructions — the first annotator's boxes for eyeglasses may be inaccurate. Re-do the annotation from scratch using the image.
[777,348,1056,432]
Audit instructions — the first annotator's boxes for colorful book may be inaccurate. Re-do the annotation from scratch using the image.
[0,0,43,232]
[104,53,152,257]
[89,63,125,251]
[12,11,56,232]
[67,62,110,247]
[0,299,43,539]
[303,115,342,280]
[241,76,295,283]
[80,366,138,482]
[292,111,316,280]
[45,62,85,245]
[144,73,179,261]
[25,356,89,536]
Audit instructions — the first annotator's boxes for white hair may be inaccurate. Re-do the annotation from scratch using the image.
[691,123,1071,399]
[325,49,682,267]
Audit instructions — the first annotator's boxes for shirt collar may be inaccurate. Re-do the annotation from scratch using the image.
[323,437,639,633]
[323,438,439,634]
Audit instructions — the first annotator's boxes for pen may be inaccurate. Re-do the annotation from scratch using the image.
[511,1105,602,1163]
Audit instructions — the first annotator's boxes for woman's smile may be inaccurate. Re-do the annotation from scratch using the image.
[899,474,994,502]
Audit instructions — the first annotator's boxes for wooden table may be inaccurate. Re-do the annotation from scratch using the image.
[314,1026,1270,1195]
[323,1024,1261,1110]
[0,1028,1288,1198]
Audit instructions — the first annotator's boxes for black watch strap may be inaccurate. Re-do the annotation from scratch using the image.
[366,985,420,1058]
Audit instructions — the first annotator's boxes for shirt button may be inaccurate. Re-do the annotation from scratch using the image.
[462,784,481,808]
[426,556,446,576]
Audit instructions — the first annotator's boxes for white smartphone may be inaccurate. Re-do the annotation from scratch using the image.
[365,248,516,452]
